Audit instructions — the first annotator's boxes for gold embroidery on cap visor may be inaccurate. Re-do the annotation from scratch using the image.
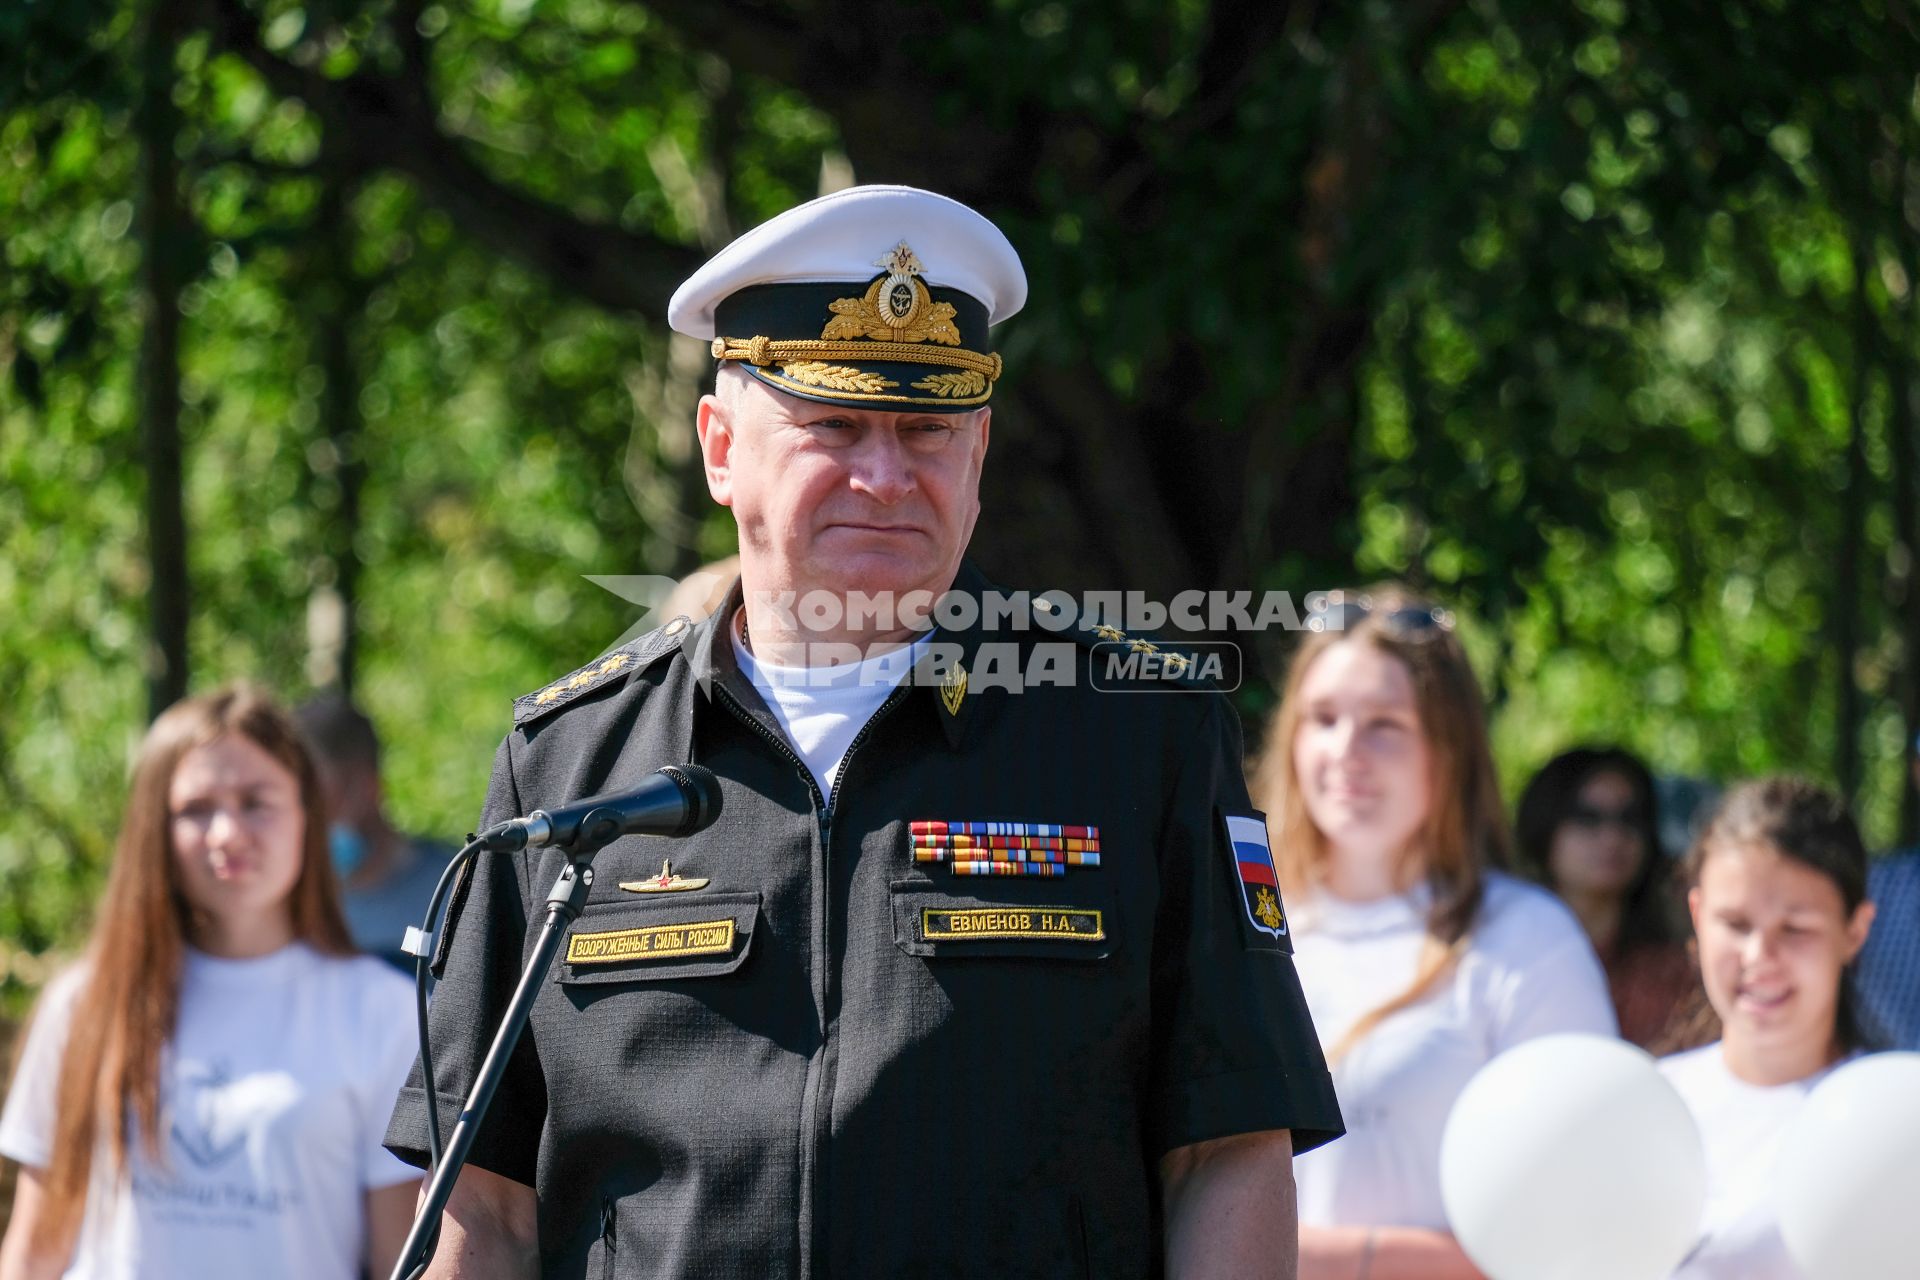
[777,362,899,394]
[710,337,1002,406]
[912,370,987,398]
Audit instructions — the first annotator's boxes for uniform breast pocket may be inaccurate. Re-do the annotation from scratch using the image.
[553,891,760,987]
[889,879,1118,962]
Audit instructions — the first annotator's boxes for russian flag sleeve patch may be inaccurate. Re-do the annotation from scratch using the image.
[1223,812,1291,953]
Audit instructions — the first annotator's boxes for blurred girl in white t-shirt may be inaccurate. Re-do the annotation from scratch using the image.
[1659,777,1878,1280]
[1252,588,1616,1280]
[0,686,421,1280]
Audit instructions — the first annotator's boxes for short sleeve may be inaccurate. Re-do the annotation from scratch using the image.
[382,735,546,1185]
[0,967,88,1171]
[1488,899,1619,1051]
[1146,697,1345,1160]
[358,965,427,1189]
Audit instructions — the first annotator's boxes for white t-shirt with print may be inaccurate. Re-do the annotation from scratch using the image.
[0,943,420,1280]
[1290,871,1618,1230]
[1658,1042,1848,1280]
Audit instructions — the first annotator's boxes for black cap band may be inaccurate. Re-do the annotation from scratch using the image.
[711,278,1000,411]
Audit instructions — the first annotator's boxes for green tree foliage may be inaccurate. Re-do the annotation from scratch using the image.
[1,0,1917,996]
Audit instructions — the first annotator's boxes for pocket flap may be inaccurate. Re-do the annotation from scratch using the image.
[889,879,1116,960]
[555,891,760,984]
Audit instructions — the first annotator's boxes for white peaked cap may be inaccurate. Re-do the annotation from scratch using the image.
[667,185,1028,340]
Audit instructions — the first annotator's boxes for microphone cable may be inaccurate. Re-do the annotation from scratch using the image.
[389,835,486,1280]
[407,834,487,1170]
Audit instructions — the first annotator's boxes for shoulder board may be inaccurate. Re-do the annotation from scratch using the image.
[512,616,692,726]
[1066,618,1191,665]
[1060,616,1212,684]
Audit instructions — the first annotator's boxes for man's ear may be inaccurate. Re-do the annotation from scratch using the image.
[697,393,735,507]
[974,406,991,469]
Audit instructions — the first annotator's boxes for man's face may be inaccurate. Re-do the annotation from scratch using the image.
[697,370,989,611]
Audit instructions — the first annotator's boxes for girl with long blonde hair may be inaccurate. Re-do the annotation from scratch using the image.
[0,686,421,1279]
[1251,590,1615,1279]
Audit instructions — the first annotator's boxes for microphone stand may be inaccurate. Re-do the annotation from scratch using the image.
[389,811,628,1280]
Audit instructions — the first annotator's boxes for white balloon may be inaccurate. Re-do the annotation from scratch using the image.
[1775,1052,1920,1280]
[1440,1033,1706,1280]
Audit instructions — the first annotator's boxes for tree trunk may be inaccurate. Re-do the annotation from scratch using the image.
[308,147,366,693]
[1890,339,1918,842]
[1893,170,1920,843]
[138,0,189,720]
[1835,236,1874,802]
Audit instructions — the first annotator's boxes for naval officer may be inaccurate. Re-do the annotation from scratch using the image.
[384,184,1343,1278]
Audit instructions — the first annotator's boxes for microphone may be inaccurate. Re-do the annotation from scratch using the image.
[478,765,723,853]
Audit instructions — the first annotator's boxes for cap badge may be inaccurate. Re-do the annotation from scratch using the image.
[877,242,925,325]
[619,859,711,894]
[822,241,963,347]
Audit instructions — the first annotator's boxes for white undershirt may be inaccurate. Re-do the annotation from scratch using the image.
[1659,1043,1852,1280]
[730,610,926,803]
[1289,872,1618,1230]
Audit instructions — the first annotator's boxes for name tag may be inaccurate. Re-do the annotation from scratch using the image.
[566,919,736,965]
[921,907,1104,942]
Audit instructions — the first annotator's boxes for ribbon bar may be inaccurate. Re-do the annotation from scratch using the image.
[910,836,1101,853]
[947,861,1069,877]
[910,821,1100,840]
[914,849,1101,866]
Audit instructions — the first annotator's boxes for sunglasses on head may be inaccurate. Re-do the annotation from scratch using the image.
[1305,592,1456,637]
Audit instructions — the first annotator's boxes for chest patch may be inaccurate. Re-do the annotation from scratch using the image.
[566,919,736,965]
[921,906,1105,942]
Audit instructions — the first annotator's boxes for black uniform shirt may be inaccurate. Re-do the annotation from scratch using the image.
[385,567,1342,1279]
